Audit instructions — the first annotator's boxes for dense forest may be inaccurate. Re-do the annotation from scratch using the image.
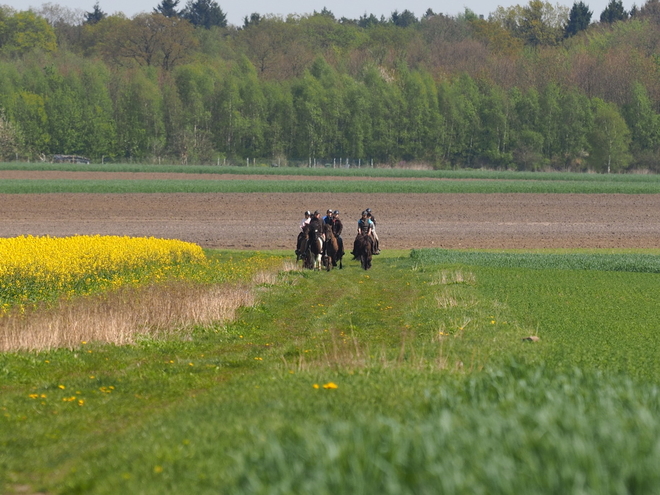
[1,0,660,171]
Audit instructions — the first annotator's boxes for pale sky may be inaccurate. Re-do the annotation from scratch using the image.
[3,0,630,27]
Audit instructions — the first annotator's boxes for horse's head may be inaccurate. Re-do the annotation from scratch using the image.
[323,223,334,239]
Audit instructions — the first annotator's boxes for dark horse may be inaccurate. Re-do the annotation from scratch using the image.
[296,225,316,269]
[322,224,343,270]
[353,233,373,270]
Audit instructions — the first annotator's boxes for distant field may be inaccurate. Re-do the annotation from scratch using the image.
[1,162,659,181]
[4,177,660,194]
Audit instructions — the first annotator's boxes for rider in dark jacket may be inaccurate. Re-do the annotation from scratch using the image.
[366,208,380,254]
[332,210,344,261]
[308,210,324,241]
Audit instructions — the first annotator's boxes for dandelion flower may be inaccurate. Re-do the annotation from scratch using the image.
[323,382,338,389]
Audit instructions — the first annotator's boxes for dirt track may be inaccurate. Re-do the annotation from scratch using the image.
[2,187,660,250]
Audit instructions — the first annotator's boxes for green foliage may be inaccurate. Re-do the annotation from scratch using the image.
[587,98,632,173]
[0,5,659,169]
[0,10,57,56]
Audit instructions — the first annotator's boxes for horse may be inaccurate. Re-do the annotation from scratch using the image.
[296,225,316,269]
[322,224,342,270]
[308,225,324,270]
[353,233,373,270]
[296,226,309,262]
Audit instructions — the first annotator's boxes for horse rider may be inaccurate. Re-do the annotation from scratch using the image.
[308,210,325,269]
[308,210,324,241]
[332,210,344,260]
[357,210,374,236]
[332,210,343,237]
[296,210,312,258]
[323,209,334,225]
[300,210,311,231]
[352,210,374,257]
[366,208,380,254]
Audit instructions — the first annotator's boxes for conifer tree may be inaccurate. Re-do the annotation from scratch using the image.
[154,0,180,18]
[84,2,106,25]
[600,0,628,23]
[181,0,227,28]
[565,1,592,37]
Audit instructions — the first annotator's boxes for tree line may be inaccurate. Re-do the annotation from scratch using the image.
[1,0,660,171]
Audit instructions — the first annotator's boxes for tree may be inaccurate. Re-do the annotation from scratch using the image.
[587,98,631,172]
[358,13,381,28]
[10,91,50,155]
[110,14,198,70]
[316,7,335,19]
[181,0,226,29]
[242,12,260,29]
[84,2,106,25]
[622,82,660,154]
[490,0,569,46]
[391,9,418,27]
[154,0,180,18]
[564,1,592,37]
[0,10,58,56]
[600,0,628,23]
[634,0,660,22]
[0,110,22,159]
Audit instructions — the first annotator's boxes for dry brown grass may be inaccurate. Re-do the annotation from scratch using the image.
[0,282,254,352]
[1,259,299,352]
[282,329,465,373]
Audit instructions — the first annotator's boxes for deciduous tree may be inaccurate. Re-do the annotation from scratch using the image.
[587,97,631,172]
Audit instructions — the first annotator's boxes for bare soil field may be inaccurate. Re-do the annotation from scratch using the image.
[2,171,660,250]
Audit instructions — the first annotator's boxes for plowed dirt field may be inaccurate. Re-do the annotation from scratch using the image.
[2,171,660,250]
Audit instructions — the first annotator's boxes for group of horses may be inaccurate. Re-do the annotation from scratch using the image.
[296,223,374,271]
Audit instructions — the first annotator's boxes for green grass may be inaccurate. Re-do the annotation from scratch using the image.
[3,162,660,183]
[3,249,660,493]
[4,178,660,194]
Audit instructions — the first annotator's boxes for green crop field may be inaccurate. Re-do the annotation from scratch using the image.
[4,177,660,194]
[3,162,660,183]
[2,248,660,493]
[3,162,660,194]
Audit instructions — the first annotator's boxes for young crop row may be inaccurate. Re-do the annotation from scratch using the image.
[5,178,660,194]
[6,163,660,183]
[411,248,660,273]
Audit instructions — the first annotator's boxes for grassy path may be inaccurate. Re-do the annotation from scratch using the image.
[0,252,435,492]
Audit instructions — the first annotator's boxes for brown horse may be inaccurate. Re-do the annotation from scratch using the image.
[322,224,342,270]
[353,233,373,270]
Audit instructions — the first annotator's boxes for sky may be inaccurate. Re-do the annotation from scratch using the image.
[4,0,631,26]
